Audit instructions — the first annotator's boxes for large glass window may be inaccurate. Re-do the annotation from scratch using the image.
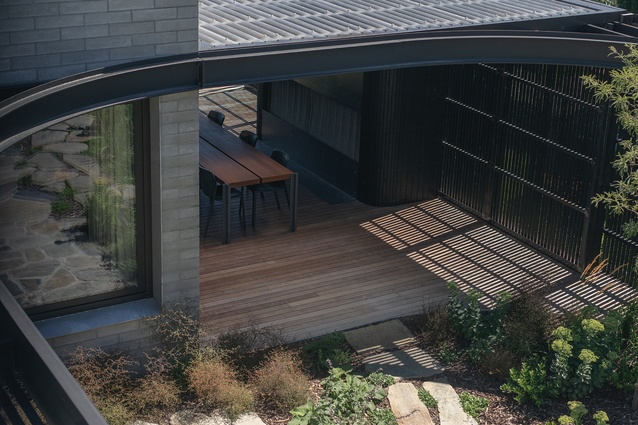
[0,101,149,318]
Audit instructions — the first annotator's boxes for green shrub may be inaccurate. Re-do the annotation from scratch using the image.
[250,349,311,412]
[418,388,438,409]
[301,332,352,371]
[187,352,254,420]
[556,401,608,425]
[458,391,489,420]
[288,368,396,425]
[501,355,551,407]
[548,314,621,399]
[446,281,512,363]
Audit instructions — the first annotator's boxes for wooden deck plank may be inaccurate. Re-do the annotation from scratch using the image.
[199,188,638,342]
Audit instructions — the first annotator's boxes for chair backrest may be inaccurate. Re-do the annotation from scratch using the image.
[207,110,225,126]
[199,166,218,199]
[239,130,259,147]
[271,149,289,166]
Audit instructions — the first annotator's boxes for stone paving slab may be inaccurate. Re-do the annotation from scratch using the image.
[363,346,444,379]
[388,382,433,425]
[344,319,415,355]
[345,319,444,379]
[422,379,478,425]
[132,410,266,425]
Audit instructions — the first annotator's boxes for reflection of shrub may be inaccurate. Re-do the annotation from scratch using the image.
[86,180,136,280]
[50,184,75,217]
[250,349,311,412]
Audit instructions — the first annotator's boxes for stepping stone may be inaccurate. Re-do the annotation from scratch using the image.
[65,115,94,129]
[422,380,477,425]
[44,142,88,154]
[388,382,433,425]
[363,346,444,379]
[344,319,415,355]
[28,152,66,171]
[345,319,444,379]
[31,130,67,147]
[63,154,99,177]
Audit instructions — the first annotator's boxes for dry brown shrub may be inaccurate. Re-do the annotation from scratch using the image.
[504,280,557,359]
[129,355,181,416]
[480,348,518,380]
[187,352,253,420]
[418,302,455,344]
[250,349,311,412]
[65,346,135,402]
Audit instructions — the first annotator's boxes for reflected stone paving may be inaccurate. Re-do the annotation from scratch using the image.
[0,116,133,309]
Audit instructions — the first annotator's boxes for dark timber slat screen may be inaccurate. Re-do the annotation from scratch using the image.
[440,63,613,273]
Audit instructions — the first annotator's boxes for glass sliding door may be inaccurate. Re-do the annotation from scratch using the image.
[0,101,150,319]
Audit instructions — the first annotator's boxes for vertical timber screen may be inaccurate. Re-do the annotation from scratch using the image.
[440,64,613,272]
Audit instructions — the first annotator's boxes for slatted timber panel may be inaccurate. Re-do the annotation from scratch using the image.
[441,63,612,271]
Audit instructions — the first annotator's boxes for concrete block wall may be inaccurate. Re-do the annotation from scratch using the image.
[156,90,200,316]
[0,0,198,87]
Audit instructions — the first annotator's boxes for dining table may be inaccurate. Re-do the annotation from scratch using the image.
[199,113,298,243]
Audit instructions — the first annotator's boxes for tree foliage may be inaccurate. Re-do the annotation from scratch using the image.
[583,44,638,234]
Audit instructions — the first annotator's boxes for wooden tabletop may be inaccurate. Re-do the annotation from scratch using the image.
[199,113,292,184]
[199,137,261,187]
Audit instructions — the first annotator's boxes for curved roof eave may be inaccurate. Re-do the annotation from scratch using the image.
[1,28,637,150]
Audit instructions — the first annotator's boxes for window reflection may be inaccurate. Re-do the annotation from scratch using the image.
[0,103,143,313]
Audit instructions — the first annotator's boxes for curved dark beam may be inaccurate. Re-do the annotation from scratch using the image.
[0,29,635,150]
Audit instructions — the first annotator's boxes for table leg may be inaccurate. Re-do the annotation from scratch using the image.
[222,183,231,244]
[289,173,298,232]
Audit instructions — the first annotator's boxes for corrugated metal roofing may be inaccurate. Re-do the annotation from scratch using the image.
[199,0,617,50]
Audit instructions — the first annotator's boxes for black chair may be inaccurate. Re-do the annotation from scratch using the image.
[207,110,225,126]
[239,130,259,147]
[248,149,290,227]
[199,166,245,236]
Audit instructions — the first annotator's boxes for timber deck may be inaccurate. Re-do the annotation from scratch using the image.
[198,86,638,343]
[199,188,638,342]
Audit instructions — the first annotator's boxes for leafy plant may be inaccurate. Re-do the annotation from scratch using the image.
[501,355,551,407]
[418,388,438,409]
[446,281,512,362]
[556,401,608,425]
[458,391,489,420]
[301,332,352,371]
[288,367,396,425]
[547,314,621,399]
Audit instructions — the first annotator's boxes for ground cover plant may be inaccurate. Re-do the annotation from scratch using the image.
[66,290,638,425]
[413,277,638,423]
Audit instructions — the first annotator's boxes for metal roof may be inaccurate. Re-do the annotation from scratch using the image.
[199,0,622,49]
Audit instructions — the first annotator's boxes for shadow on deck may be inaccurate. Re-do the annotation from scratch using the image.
[199,186,638,342]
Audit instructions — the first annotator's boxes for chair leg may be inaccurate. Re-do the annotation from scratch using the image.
[204,198,213,237]
[274,191,281,210]
[283,184,290,208]
[239,191,246,230]
[252,190,257,228]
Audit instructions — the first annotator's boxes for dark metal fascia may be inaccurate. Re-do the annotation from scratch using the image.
[1,29,637,149]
